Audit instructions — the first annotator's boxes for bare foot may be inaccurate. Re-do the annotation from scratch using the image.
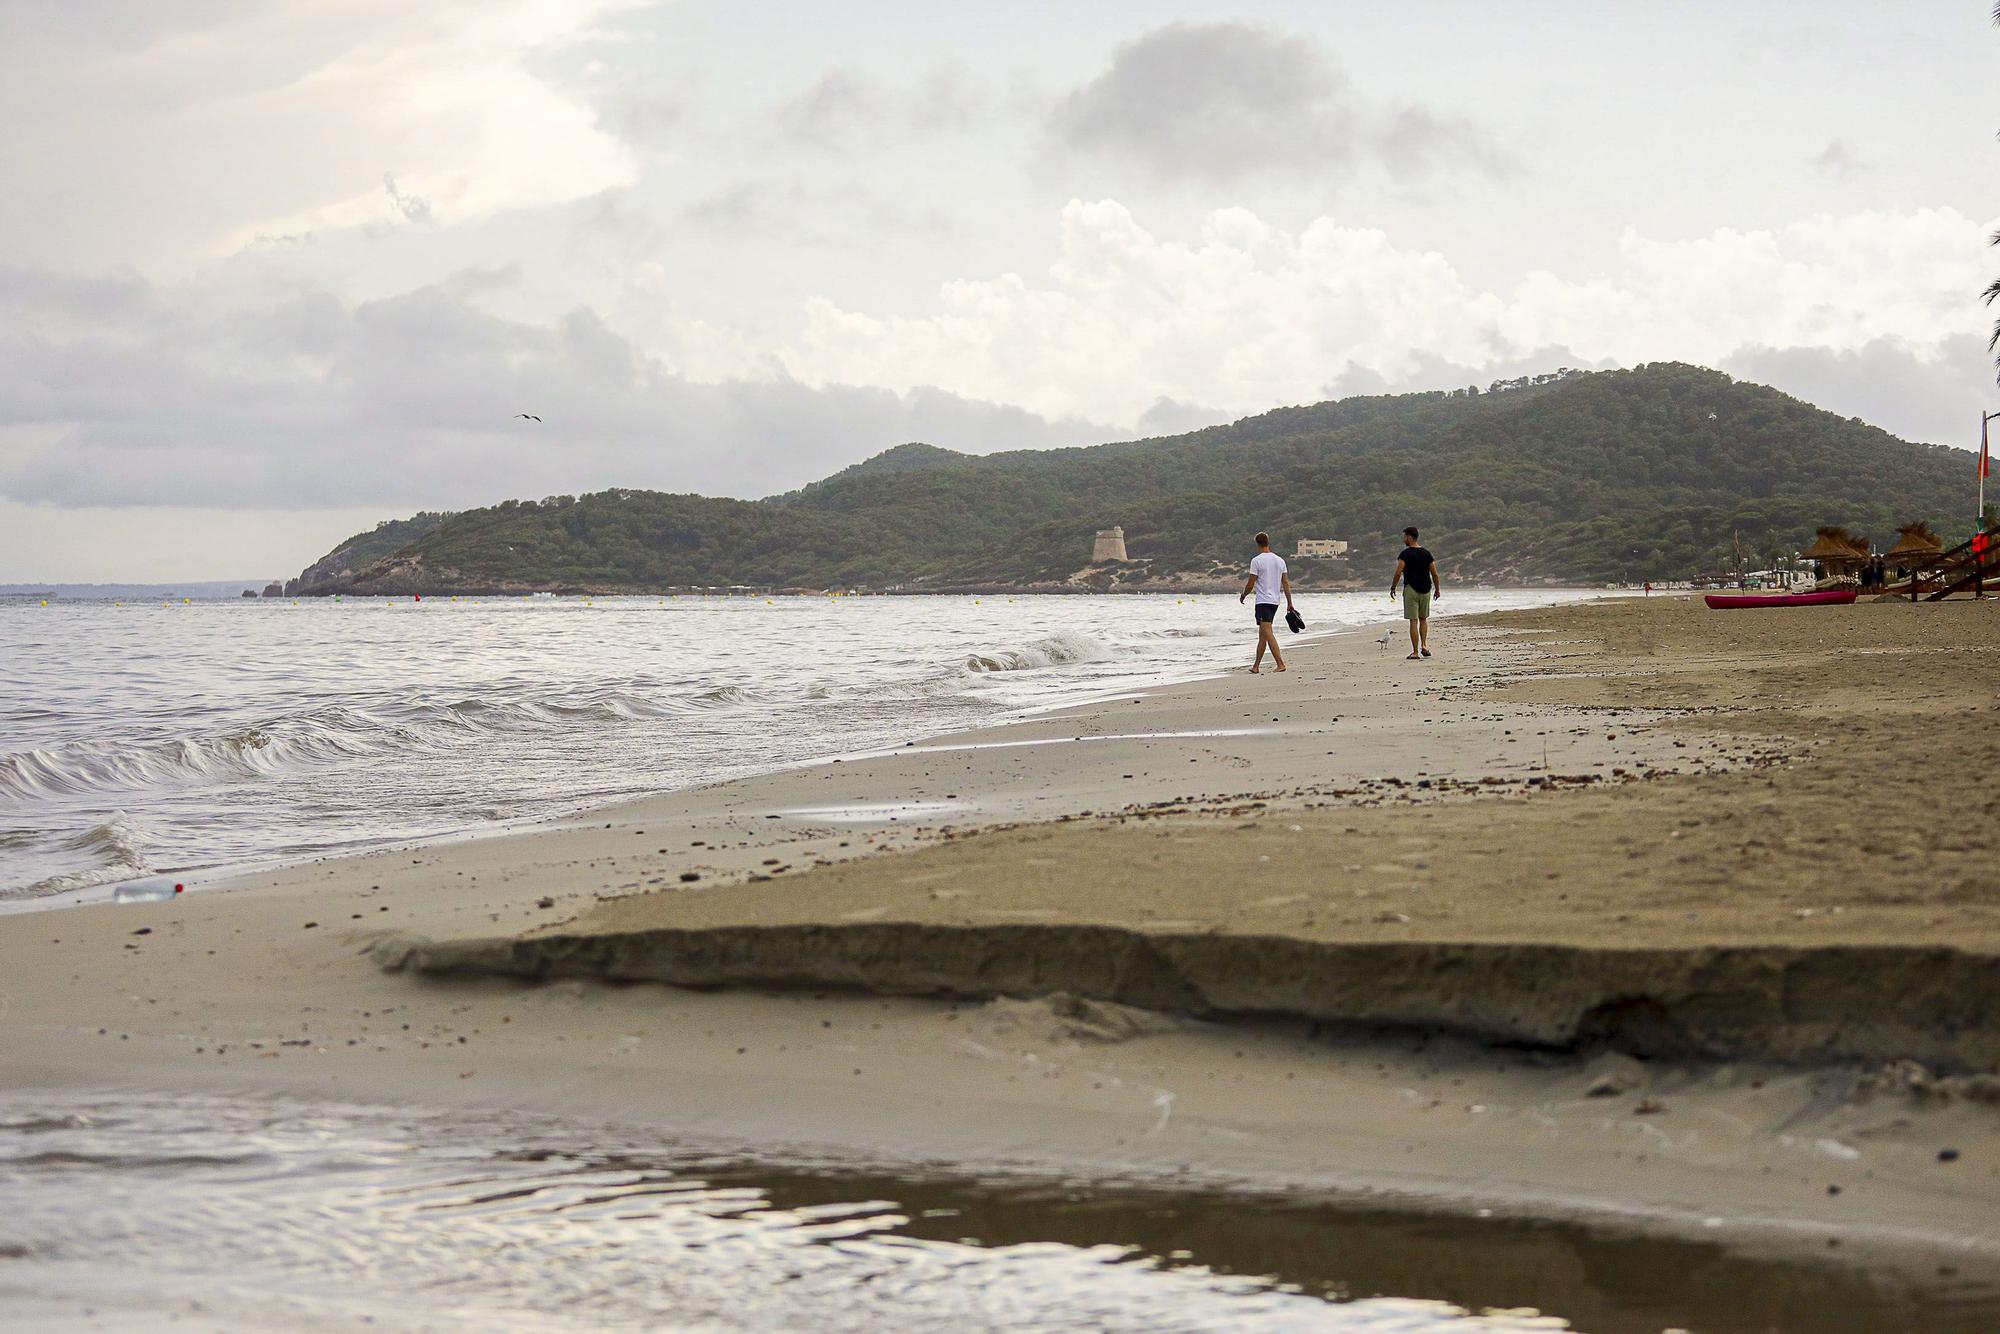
[1274,665,1288,672]
[1248,666,1262,674]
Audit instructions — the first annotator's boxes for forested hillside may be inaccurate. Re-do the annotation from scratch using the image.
[286,511,453,593]
[296,364,1978,593]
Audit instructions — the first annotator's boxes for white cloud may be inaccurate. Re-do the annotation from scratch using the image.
[0,0,641,267]
[781,200,1994,433]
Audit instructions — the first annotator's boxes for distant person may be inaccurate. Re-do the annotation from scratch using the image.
[1388,527,1440,659]
[1644,581,1653,595]
[1239,532,1294,674]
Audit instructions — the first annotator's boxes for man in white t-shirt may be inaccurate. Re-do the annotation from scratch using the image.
[1238,531,1295,674]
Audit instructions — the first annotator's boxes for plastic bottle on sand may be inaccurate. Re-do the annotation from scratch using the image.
[112,876,184,903]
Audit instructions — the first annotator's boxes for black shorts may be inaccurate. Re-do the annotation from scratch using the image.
[1254,603,1278,624]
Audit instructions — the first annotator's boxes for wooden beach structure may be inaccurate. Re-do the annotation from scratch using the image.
[1881,522,1943,577]
[1880,522,2000,600]
[1800,527,1870,586]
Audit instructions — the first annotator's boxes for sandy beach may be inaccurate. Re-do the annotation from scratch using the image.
[6,594,1999,1303]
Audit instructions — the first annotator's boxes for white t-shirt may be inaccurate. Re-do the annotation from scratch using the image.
[1250,551,1287,605]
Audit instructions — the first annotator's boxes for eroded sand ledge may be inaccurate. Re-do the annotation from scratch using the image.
[382,927,2000,1071]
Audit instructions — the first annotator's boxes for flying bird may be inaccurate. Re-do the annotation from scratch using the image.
[515,413,541,422]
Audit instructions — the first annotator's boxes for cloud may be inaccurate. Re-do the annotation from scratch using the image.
[680,181,807,235]
[0,266,1112,516]
[1809,139,1867,177]
[0,0,642,266]
[912,64,988,133]
[780,200,1994,434]
[1322,347,1616,402]
[382,173,433,225]
[767,64,991,152]
[607,94,688,151]
[1046,22,1510,186]
[1135,397,1232,437]
[677,178,958,248]
[771,68,888,150]
[1721,337,1995,451]
[1376,105,1517,180]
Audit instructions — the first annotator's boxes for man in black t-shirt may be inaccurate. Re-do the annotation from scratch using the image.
[1388,526,1441,659]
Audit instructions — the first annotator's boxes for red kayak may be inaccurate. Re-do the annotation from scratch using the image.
[1703,589,1856,609]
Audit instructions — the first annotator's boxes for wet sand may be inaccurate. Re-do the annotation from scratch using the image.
[5,595,1999,1294]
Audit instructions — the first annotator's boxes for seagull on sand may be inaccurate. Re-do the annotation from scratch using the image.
[1375,629,1394,650]
[514,413,541,421]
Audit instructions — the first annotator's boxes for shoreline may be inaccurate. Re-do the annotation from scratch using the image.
[6,588,1522,911]
[5,595,1998,1299]
[8,587,1608,914]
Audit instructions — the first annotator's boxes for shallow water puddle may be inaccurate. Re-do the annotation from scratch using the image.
[2,1091,1992,1332]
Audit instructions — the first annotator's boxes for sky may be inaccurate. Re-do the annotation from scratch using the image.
[3,0,1996,580]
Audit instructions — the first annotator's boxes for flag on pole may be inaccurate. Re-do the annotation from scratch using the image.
[1982,414,1991,480]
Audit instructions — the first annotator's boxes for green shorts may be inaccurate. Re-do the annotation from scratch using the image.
[1402,588,1433,621]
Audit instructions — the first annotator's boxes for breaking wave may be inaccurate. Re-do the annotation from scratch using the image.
[7,816,152,900]
[0,685,770,805]
[962,631,1113,674]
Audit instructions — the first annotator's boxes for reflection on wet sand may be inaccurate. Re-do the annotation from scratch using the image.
[3,1093,1995,1333]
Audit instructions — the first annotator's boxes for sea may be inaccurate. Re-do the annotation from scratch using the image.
[1,589,1589,904]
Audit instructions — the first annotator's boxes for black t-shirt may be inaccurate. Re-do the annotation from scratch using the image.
[1398,546,1436,593]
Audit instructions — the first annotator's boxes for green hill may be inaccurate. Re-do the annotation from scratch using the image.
[287,511,453,593]
[298,364,1980,593]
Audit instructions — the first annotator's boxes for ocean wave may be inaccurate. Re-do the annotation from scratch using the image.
[5,815,151,900]
[0,684,767,805]
[962,630,1113,674]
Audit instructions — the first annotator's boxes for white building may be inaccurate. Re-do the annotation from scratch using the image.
[1295,539,1348,559]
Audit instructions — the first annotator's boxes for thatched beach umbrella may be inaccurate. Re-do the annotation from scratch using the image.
[1879,520,1945,598]
[1882,521,1944,568]
[1801,526,1870,580]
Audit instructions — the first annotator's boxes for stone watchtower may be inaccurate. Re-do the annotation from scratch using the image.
[1092,526,1128,563]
